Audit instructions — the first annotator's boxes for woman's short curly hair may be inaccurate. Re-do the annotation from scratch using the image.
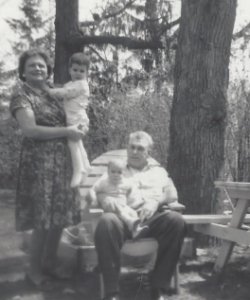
[18,49,53,82]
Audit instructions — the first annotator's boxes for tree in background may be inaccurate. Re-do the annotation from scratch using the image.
[168,0,237,214]
[2,0,250,204]
[53,0,177,159]
[7,0,42,55]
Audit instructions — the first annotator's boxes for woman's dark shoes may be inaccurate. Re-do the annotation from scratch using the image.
[150,287,175,300]
[103,296,120,300]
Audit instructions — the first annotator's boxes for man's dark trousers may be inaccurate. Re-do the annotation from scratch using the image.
[94,210,187,297]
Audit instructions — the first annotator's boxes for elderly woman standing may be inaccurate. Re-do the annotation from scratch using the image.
[10,49,84,290]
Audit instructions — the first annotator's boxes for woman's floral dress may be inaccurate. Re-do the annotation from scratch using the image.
[10,84,81,231]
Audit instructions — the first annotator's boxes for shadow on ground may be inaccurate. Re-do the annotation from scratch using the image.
[1,189,250,300]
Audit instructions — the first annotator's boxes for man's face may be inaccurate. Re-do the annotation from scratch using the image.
[127,139,149,169]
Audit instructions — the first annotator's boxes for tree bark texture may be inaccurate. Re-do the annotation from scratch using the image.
[54,0,83,84]
[168,0,237,214]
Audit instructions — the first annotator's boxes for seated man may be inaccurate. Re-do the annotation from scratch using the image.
[93,131,187,300]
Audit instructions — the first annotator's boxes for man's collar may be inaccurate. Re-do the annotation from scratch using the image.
[127,156,160,171]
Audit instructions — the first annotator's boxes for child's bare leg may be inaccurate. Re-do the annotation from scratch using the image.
[78,140,91,184]
[121,206,150,239]
[68,139,84,188]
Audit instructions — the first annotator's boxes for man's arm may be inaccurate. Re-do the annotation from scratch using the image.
[141,167,178,205]
[159,177,178,205]
[139,166,178,222]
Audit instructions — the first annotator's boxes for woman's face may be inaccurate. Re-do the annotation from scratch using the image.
[23,55,48,85]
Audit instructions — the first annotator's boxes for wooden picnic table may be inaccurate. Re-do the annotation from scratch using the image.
[80,150,250,274]
[194,181,250,273]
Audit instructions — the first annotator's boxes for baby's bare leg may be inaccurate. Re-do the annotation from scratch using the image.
[78,140,92,184]
[68,139,84,188]
[122,206,150,239]
[117,205,140,231]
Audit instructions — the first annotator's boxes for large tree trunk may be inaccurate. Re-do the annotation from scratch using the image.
[54,0,83,84]
[168,0,237,214]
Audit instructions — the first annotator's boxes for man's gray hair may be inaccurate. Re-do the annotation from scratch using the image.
[129,131,154,150]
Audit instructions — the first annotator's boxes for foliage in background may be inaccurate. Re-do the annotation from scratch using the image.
[6,0,55,57]
[0,98,22,189]
[1,0,250,194]
[223,33,250,182]
[85,64,174,166]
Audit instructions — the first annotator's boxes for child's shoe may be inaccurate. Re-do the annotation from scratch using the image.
[132,224,150,240]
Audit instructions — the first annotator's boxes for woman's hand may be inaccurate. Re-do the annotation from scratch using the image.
[78,124,89,135]
[66,125,85,141]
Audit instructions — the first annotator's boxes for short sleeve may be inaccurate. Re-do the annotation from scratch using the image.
[9,91,32,118]
[81,80,90,97]
[62,80,89,99]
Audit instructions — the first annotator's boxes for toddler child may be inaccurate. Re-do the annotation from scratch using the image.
[46,53,91,188]
[86,158,149,239]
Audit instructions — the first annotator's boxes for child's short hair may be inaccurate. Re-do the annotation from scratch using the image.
[69,53,90,70]
[107,159,126,170]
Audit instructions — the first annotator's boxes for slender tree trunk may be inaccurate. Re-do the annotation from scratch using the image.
[54,0,83,84]
[168,0,237,214]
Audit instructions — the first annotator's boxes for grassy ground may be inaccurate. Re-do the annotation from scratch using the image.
[1,190,250,300]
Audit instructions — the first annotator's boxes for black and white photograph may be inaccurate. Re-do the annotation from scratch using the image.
[0,0,250,299]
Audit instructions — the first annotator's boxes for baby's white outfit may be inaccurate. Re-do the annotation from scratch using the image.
[53,79,91,188]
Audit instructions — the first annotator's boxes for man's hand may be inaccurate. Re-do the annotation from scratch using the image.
[139,200,159,223]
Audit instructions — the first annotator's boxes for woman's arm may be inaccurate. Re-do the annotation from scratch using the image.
[15,108,84,141]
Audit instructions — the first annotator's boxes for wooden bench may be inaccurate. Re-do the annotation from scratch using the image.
[193,181,250,273]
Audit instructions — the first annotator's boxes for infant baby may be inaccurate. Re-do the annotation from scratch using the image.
[86,158,149,239]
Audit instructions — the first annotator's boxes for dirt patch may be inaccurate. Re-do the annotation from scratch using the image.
[1,190,250,300]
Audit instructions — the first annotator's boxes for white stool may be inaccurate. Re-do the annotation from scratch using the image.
[99,238,180,299]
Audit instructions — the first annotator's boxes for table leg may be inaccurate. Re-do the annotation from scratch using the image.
[214,199,249,273]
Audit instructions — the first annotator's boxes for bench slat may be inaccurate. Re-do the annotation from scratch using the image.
[215,181,250,189]
[215,181,250,200]
[80,176,101,187]
[92,150,127,165]
[89,166,107,175]
[184,214,250,224]
[194,223,250,245]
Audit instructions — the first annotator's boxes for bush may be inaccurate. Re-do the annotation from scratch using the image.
[86,80,173,168]
[0,111,21,189]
